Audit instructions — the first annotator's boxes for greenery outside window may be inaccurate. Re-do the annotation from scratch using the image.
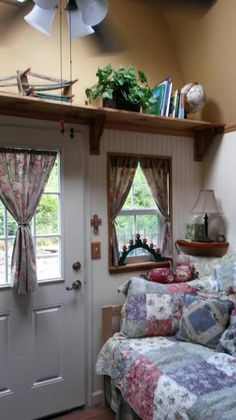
[108,153,172,273]
[0,155,61,286]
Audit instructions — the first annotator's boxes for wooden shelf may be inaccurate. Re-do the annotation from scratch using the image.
[0,92,224,160]
[176,239,229,257]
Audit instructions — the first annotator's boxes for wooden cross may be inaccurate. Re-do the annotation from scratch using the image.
[90,214,102,234]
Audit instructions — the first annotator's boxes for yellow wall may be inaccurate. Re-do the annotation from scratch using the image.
[1,0,235,123]
[165,0,236,123]
[0,0,184,107]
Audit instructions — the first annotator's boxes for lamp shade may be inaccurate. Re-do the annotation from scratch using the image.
[191,189,223,214]
[77,0,108,26]
[24,5,56,36]
[67,8,94,38]
[33,0,58,9]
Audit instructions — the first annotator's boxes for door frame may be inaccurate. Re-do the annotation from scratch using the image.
[0,116,93,411]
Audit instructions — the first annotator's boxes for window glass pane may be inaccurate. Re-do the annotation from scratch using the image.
[36,194,59,235]
[116,215,135,249]
[128,248,150,257]
[45,157,59,192]
[116,214,159,257]
[136,214,159,246]
[7,212,17,237]
[133,182,155,208]
[0,240,5,285]
[36,237,60,280]
[0,201,4,237]
[123,164,156,209]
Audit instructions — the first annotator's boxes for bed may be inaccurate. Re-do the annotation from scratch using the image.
[96,273,236,420]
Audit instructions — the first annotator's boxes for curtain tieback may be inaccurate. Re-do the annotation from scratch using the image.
[18,223,29,227]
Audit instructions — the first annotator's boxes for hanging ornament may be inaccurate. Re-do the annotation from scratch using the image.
[60,119,65,134]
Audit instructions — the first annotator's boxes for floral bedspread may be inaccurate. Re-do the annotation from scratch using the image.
[96,334,236,420]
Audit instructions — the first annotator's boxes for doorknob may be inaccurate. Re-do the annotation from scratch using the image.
[72,261,81,271]
[66,280,82,291]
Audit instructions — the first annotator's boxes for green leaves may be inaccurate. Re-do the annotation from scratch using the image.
[85,64,157,110]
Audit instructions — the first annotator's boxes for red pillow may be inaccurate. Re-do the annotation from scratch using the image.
[175,262,198,282]
[147,267,176,284]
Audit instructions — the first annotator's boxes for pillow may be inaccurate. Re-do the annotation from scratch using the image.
[214,259,236,292]
[176,294,233,349]
[147,267,176,284]
[187,275,219,293]
[118,276,196,297]
[175,265,196,282]
[147,263,198,284]
[120,292,183,338]
[177,254,218,278]
[196,290,236,308]
[219,324,236,356]
[175,261,198,282]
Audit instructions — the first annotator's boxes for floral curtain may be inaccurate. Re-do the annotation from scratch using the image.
[0,148,57,295]
[109,155,139,266]
[140,158,172,258]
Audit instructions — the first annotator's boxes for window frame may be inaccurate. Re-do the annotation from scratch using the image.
[107,152,172,274]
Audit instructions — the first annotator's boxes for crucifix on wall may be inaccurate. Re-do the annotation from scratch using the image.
[90,214,102,234]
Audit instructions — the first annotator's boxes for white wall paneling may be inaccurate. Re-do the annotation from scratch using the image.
[203,132,236,252]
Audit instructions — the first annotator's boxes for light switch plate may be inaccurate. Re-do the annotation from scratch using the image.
[91,242,101,259]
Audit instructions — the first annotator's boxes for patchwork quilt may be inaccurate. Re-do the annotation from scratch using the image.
[96,334,236,420]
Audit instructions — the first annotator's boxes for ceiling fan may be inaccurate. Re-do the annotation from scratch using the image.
[0,0,217,52]
[0,0,122,52]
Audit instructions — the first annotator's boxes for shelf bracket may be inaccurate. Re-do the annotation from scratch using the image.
[193,126,216,161]
[89,114,106,155]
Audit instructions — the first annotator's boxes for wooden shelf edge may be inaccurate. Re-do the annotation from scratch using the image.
[0,92,225,159]
[176,240,229,257]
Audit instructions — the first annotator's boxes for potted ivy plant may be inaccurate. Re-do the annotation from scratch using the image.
[85,64,157,112]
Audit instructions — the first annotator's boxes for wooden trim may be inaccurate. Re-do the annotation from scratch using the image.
[89,114,106,154]
[222,122,236,133]
[0,92,224,160]
[109,260,171,274]
[176,240,229,257]
[106,153,172,273]
[102,304,122,345]
[193,127,216,161]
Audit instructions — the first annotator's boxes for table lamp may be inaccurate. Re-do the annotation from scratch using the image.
[191,189,223,242]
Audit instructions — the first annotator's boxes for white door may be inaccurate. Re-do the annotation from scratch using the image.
[0,121,87,420]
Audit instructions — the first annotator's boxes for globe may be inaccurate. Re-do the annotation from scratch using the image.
[181,82,206,114]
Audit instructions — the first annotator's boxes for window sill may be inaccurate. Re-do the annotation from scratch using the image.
[109,260,171,274]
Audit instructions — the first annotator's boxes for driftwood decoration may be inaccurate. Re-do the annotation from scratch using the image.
[0,68,78,102]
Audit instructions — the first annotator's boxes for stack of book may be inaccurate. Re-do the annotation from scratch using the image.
[145,77,186,119]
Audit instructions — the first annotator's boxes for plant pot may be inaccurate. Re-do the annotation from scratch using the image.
[103,97,117,109]
[103,89,140,113]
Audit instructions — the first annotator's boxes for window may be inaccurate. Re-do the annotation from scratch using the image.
[108,153,172,272]
[116,163,160,262]
[0,155,61,286]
